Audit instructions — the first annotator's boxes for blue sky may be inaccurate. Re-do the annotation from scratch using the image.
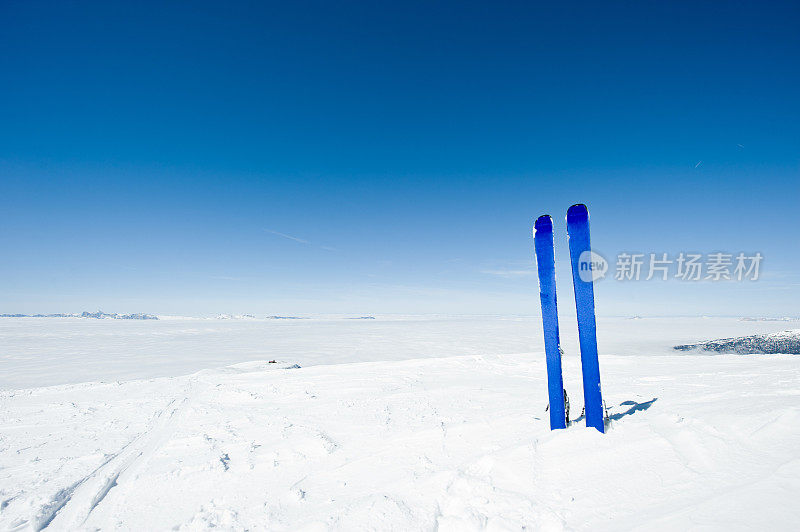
[1,1,798,316]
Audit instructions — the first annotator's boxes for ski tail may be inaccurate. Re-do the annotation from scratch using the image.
[566,204,604,433]
[533,215,566,430]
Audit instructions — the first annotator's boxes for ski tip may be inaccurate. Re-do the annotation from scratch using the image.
[566,204,589,224]
[534,215,553,234]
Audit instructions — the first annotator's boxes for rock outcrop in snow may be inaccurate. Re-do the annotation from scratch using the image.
[674,330,800,354]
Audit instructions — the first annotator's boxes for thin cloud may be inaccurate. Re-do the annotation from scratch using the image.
[264,229,335,251]
[264,229,310,245]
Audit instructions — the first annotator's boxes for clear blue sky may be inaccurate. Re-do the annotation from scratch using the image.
[1,1,798,316]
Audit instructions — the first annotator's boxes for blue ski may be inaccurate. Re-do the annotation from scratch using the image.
[533,215,567,430]
[566,204,605,433]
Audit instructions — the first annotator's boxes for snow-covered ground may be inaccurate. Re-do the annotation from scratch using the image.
[1,317,800,530]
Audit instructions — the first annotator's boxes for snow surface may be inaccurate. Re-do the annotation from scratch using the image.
[1,317,800,530]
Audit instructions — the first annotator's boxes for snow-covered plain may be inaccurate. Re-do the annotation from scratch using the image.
[1,316,800,530]
[3,315,798,391]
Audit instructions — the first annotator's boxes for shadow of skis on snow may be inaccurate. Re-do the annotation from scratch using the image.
[608,398,658,421]
[567,398,658,430]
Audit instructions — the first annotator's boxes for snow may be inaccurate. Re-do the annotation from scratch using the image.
[1,316,800,530]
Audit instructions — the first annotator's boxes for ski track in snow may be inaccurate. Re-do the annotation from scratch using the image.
[41,389,193,530]
[0,379,194,531]
[1,318,800,529]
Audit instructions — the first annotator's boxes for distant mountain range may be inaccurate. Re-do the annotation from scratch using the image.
[214,314,306,320]
[0,311,158,320]
[214,315,376,320]
[1,313,379,321]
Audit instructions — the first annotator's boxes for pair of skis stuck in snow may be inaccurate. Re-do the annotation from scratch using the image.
[534,204,604,433]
